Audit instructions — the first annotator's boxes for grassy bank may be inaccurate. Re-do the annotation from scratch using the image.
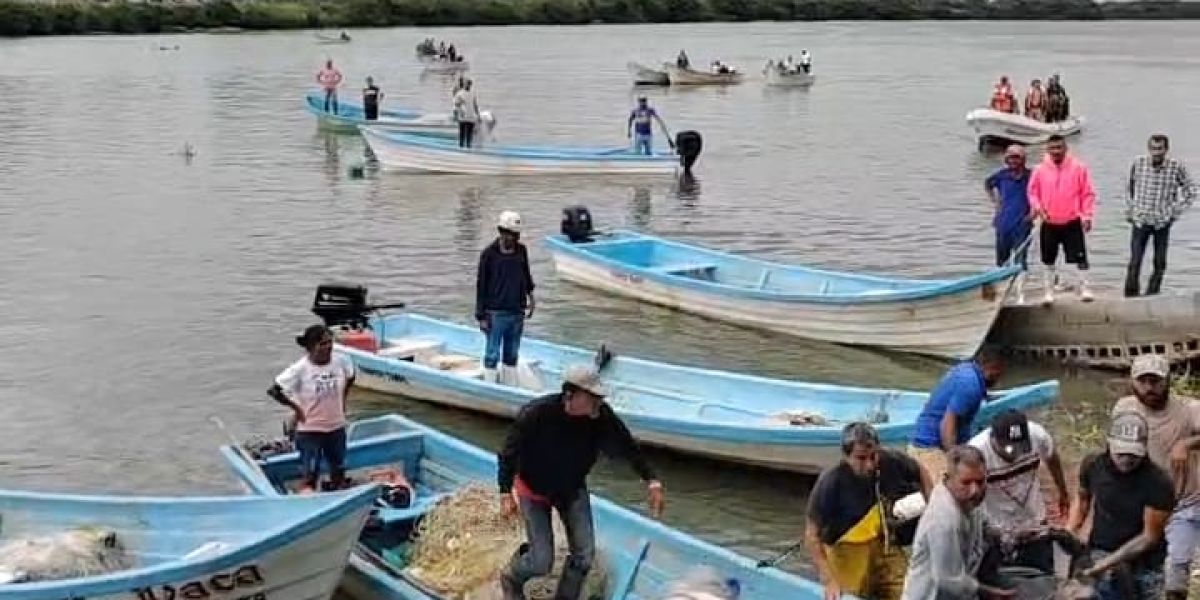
[1,0,1199,37]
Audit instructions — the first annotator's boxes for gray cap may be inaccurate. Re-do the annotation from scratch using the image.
[1108,411,1149,457]
[1131,354,1169,379]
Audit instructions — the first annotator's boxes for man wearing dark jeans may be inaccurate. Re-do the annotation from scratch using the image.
[497,365,665,600]
[1125,134,1196,297]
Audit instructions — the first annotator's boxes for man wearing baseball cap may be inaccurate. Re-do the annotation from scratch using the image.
[497,364,664,600]
[984,144,1034,303]
[1067,411,1175,600]
[968,409,1069,574]
[1112,353,1200,599]
[475,210,536,386]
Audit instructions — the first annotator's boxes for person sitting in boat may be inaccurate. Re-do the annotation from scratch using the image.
[806,422,931,600]
[989,76,1016,114]
[447,44,459,62]
[799,49,812,73]
[1024,79,1046,122]
[268,324,356,492]
[677,49,690,69]
[362,76,383,121]
[315,59,343,114]
[339,31,350,41]
[627,96,673,156]
[497,364,665,600]
[784,54,796,73]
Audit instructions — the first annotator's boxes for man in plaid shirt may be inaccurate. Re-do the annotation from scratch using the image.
[1125,134,1197,297]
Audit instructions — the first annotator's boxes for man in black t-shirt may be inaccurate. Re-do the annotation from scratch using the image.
[1066,411,1175,600]
[805,422,932,600]
[362,76,383,121]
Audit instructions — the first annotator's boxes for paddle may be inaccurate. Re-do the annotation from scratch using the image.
[756,541,803,569]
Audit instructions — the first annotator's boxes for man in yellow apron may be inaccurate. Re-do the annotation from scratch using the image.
[806,422,932,600]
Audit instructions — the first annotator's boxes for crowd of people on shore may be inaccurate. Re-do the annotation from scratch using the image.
[983,134,1195,304]
[990,74,1071,122]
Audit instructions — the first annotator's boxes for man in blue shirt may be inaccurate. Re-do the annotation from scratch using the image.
[908,347,1004,481]
[985,144,1034,304]
[626,96,672,156]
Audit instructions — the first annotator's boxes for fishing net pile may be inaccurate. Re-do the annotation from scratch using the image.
[0,526,133,584]
[406,483,607,599]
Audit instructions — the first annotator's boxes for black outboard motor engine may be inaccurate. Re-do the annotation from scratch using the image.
[561,205,594,243]
[675,130,702,174]
[311,283,406,329]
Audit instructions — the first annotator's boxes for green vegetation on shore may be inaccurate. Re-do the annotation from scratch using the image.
[1,0,1199,36]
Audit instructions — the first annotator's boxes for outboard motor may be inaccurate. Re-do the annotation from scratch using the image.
[310,283,405,329]
[675,130,703,174]
[561,205,594,243]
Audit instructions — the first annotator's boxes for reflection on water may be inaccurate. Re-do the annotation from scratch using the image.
[673,172,702,207]
[629,186,653,228]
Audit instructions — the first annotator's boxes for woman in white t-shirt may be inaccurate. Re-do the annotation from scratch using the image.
[269,325,356,491]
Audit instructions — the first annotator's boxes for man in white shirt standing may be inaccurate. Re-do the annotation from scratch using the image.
[969,410,1070,574]
[453,79,481,149]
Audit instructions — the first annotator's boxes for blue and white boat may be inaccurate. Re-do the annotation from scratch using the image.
[327,311,1056,473]
[0,485,378,600]
[221,414,835,600]
[545,228,1022,360]
[359,128,683,175]
[304,93,494,137]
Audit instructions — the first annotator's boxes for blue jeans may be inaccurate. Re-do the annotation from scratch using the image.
[634,133,652,155]
[996,224,1032,269]
[1165,502,1200,592]
[506,491,595,598]
[324,89,339,114]
[1125,222,1172,297]
[295,428,347,489]
[483,310,524,369]
[1090,549,1163,600]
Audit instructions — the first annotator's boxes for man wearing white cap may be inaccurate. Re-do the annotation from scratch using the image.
[498,364,664,600]
[1067,411,1175,600]
[1112,354,1200,600]
[475,210,536,385]
[984,144,1034,303]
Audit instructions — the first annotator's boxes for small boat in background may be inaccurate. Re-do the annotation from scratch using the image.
[221,414,852,599]
[628,61,670,86]
[666,63,744,85]
[0,486,377,600]
[360,128,681,175]
[315,31,351,45]
[966,108,1084,147]
[303,93,495,138]
[764,65,815,87]
[422,59,469,73]
[545,216,1021,360]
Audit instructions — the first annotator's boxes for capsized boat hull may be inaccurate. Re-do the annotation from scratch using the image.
[545,230,1020,360]
[336,312,1057,473]
[0,487,377,600]
[628,61,670,85]
[966,108,1084,146]
[360,128,680,175]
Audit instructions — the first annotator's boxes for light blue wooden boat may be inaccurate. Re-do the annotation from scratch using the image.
[221,414,836,600]
[545,230,1023,359]
[360,128,681,175]
[0,485,379,600]
[334,312,1058,473]
[304,93,484,138]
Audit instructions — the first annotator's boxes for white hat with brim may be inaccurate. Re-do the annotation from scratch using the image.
[563,364,609,397]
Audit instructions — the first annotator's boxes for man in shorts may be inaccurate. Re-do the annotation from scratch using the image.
[1028,134,1096,304]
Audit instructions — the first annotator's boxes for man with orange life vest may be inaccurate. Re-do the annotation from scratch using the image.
[990,76,1016,114]
[1024,79,1046,122]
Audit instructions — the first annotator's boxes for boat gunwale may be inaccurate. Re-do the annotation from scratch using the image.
[361,128,678,162]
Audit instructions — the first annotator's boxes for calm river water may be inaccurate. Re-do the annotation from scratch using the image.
[2,20,1199,578]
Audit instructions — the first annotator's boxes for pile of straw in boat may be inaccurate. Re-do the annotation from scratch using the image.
[406,483,607,599]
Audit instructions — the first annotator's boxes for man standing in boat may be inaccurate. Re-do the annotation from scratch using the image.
[268,324,356,492]
[475,210,535,385]
[627,96,673,156]
[806,422,931,600]
[984,144,1033,304]
[453,79,481,148]
[1124,134,1197,297]
[1029,134,1096,304]
[316,59,343,114]
[498,364,665,600]
[361,76,383,121]
[908,347,1004,480]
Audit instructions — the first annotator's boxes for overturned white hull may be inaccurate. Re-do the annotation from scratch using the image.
[628,61,670,85]
[966,108,1084,146]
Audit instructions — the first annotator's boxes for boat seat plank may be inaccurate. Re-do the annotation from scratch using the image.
[647,263,718,275]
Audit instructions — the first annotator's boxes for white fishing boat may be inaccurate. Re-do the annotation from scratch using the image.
[966,108,1084,146]
[764,66,815,87]
[628,61,670,85]
[422,59,469,73]
[665,64,744,85]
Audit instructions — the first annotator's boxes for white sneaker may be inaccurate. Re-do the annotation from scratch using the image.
[1042,289,1055,306]
[1079,284,1094,302]
[482,368,498,383]
[1015,293,1026,305]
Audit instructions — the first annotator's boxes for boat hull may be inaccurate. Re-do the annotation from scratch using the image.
[966,108,1084,146]
[422,60,469,73]
[0,489,376,600]
[628,61,670,85]
[764,69,815,87]
[546,233,1017,360]
[361,128,680,175]
[666,65,744,85]
[991,291,1200,369]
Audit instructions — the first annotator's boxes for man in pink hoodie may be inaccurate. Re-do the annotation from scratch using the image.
[1028,134,1096,304]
